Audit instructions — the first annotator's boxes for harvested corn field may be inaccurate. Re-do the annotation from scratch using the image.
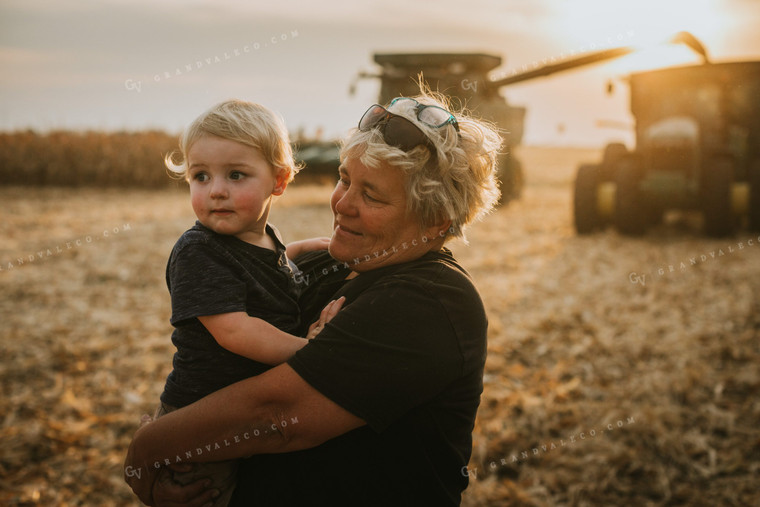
[1,146,758,505]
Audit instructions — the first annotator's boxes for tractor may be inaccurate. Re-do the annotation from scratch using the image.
[574,59,760,236]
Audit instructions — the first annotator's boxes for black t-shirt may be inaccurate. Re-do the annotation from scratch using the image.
[160,221,300,409]
[232,249,488,507]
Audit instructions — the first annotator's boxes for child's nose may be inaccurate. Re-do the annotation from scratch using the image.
[209,179,228,198]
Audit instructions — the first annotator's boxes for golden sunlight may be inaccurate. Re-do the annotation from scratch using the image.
[555,0,727,73]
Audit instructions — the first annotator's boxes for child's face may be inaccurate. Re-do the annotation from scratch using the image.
[186,134,287,243]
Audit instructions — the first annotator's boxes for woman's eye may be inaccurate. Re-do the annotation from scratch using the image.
[363,192,380,203]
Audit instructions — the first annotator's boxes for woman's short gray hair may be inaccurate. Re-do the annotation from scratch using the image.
[340,92,502,240]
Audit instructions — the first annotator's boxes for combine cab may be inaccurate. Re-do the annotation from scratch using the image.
[574,61,760,236]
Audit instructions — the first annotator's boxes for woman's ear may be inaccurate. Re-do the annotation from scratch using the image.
[272,168,290,196]
[423,217,453,241]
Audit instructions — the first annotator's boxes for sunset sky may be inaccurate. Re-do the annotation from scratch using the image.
[1,0,759,146]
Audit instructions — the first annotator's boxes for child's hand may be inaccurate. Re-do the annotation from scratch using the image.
[286,237,331,259]
[306,296,345,339]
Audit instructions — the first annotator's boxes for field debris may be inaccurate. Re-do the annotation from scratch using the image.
[1,147,758,506]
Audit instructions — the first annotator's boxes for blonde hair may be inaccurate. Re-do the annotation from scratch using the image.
[165,99,300,182]
[340,91,501,239]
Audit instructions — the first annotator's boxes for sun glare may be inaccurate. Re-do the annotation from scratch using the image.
[555,0,726,73]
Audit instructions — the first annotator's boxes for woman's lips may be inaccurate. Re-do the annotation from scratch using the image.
[335,224,362,236]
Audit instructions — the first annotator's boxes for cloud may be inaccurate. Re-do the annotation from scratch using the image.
[1,0,758,144]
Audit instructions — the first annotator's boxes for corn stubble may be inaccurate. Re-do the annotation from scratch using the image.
[1,147,758,506]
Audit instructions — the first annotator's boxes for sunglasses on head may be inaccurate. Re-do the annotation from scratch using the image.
[358,97,459,152]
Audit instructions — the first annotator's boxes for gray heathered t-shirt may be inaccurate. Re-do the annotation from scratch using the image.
[160,221,300,408]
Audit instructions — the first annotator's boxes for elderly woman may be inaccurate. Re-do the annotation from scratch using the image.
[125,92,501,506]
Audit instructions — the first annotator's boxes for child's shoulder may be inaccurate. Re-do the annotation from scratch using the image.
[172,222,218,252]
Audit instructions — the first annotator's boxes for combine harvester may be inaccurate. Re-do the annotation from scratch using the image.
[349,48,666,204]
[300,42,681,203]
[298,32,759,231]
[573,33,760,236]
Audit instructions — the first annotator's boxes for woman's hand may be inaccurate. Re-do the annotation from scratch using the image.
[151,466,219,507]
[124,428,159,504]
[124,417,218,506]
[124,414,158,503]
[306,296,345,339]
[285,237,330,259]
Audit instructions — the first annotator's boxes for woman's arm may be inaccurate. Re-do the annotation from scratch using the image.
[124,363,365,505]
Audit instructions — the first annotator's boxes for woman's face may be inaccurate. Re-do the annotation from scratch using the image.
[329,156,440,271]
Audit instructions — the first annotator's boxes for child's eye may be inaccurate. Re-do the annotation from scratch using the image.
[193,172,209,182]
[230,171,245,180]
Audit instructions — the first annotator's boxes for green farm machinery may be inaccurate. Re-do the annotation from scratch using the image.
[351,49,651,204]
[574,59,760,236]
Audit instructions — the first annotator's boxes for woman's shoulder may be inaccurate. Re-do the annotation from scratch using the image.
[364,250,487,342]
[392,248,473,285]
[357,249,482,315]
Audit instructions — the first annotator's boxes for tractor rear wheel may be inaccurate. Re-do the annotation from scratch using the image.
[702,157,735,237]
[749,158,760,232]
[614,158,646,235]
[600,142,628,182]
[496,153,524,205]
[574,164,602,234]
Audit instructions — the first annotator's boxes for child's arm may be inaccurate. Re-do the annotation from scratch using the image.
[199,297,345,365]
[199,313,304,365]
[285,237,330,259]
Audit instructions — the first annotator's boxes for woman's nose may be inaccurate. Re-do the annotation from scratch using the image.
[334,188,358,216]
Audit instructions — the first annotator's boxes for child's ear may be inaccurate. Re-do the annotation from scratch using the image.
[272,168,289,196]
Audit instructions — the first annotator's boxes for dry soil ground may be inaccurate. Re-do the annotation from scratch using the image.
[1,146,758,506]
